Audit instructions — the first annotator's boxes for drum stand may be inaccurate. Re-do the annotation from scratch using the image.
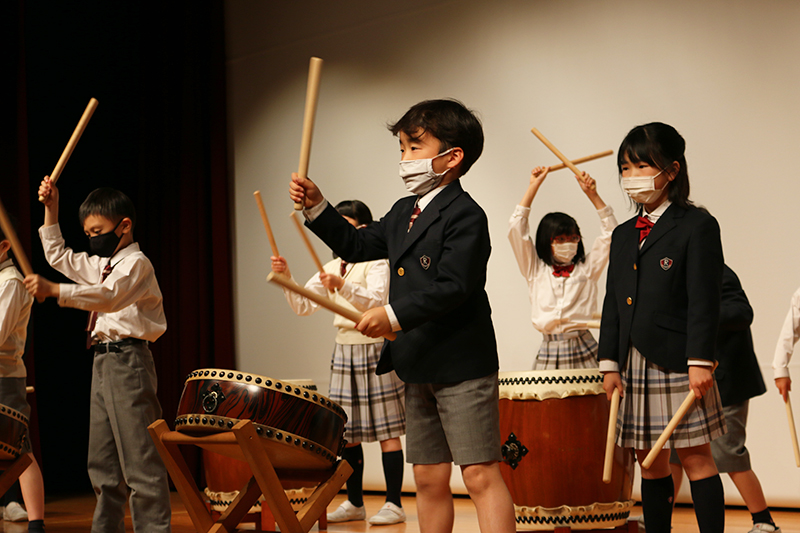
[0,454,32,498]
[149,419,352,533]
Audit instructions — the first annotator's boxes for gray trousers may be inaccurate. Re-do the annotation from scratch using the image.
[88,343,171,533]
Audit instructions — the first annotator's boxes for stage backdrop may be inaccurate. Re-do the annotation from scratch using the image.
[225,0,800,506]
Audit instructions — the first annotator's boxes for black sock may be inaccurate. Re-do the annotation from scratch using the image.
[382,449,404,507]
[689,475,725,533]
[342,445,364,507]
[641,475,674,533]
[752,508,775,527]
[28,519,45,532]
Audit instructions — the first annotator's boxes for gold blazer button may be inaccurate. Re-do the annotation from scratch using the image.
[398,267,405,276]
[626,297,632,305]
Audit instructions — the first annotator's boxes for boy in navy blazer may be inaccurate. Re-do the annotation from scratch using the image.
[289,99,515,533]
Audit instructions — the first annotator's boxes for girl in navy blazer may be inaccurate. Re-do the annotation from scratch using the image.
[599,123,726,533]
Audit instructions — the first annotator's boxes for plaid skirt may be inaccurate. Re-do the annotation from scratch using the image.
[616,346,726,450]
[329,342,406,444]
[533,329,599,370]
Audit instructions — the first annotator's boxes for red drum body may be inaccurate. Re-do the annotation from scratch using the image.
[176,369,346,470]
[0,404,27,460]
[498,369,635,530]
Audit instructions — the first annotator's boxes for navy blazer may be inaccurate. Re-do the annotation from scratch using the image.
[714,265,767,406]
[307,180,498,384]
[598,204,724,373]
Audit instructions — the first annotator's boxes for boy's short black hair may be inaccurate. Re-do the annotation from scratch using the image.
[79,188,137,228]
[388,98,484,176]
[535,212,586,266]
[335,200,373,226]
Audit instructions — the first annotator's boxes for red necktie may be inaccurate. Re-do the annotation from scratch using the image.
[86,262,115,349]
[636,216,654,243]
[408,206,421,230]
[552,264,575,278]
[340,261,347,277]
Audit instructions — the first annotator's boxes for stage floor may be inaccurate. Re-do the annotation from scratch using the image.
[2,492,798,532]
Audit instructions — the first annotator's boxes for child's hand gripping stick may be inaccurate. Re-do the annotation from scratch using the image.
[784,392,800,467]
[294,57,324,210]
[602,387,621,483]
[531,127,597,190]
[0,196,43,303]
[267,271,396,341]
[642,361,719,469]
[39,98,99,202]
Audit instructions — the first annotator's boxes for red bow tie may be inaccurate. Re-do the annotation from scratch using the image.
[636,216,654,243]
[552,263,575,278]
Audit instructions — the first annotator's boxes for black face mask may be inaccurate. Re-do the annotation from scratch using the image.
[89,219,123,257]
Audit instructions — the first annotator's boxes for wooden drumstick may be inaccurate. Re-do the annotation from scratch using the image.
[289,212,324,274]
[294,57,324,210]
[642,362,719,469]
[548,150,613,172]
[602,388,621,483]
[253,191,280,258]
[39,98,99,202]
[0,195,34,277]
[785,393,800,467]
[531,128,596,190]
[267,271,396,341]
[26,386,34,394]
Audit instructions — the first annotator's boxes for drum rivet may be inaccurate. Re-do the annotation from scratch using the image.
[211,371,216,377]
[302,441,307,448]
[286,436,292,443]
[326,401,331,407]
[209,418,214,425]
[218,419,224,427]
[312,395,318,401]
[303,392,309,398]
[276,382,282,389]
[236,374,243,380]
[227,372,234,378]
[204,371,209,376]
[308,445,314,452]
[266,429,273,437]
[256,427,263,434]
[265,379,272,386]
[202,418,208,424]
[276,432,283,440]
[294,438,300,446]
[255,378,262,384]
[245,376,252,382]
[227,421,234,428]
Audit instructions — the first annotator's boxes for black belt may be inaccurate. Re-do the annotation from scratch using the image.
[93,338,147,353]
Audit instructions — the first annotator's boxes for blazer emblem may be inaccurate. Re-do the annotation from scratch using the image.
[420,255,431,270]
[660,257,673,271]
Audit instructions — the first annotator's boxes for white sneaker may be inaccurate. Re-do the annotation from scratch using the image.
[327,500,366,523]
[3,501,28,522]
[368,502,406,525]
[749,524,781,533]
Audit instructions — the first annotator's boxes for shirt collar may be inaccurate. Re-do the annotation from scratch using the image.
[643,199,672,222]
[416,182,450,211]
[0,259,13,271]
[108,242,140,265]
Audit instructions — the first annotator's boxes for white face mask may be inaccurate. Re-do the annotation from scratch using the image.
[552,242,578,264]
[399,148,454,196]
[621,169,666,204]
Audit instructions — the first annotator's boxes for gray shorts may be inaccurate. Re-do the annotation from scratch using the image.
[0,377,31,454]
[405,372,501,466]
[669,400,751,473]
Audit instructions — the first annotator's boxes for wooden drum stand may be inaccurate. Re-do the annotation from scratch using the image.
[149,419,352,533]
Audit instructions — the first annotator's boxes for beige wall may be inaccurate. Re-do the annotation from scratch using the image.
[225,0,800,506]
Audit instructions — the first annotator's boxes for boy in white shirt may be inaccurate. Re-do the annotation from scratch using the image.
[24,177,171,533]
[0,222,45,533]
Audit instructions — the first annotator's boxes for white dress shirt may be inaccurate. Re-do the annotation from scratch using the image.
[40,224,167,343]
[773,286,800,379]
[281,258,389,345]
[508,204,617,335]
[0,260,32,377]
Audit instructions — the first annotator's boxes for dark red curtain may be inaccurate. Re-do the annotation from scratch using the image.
[3,1,235,493]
